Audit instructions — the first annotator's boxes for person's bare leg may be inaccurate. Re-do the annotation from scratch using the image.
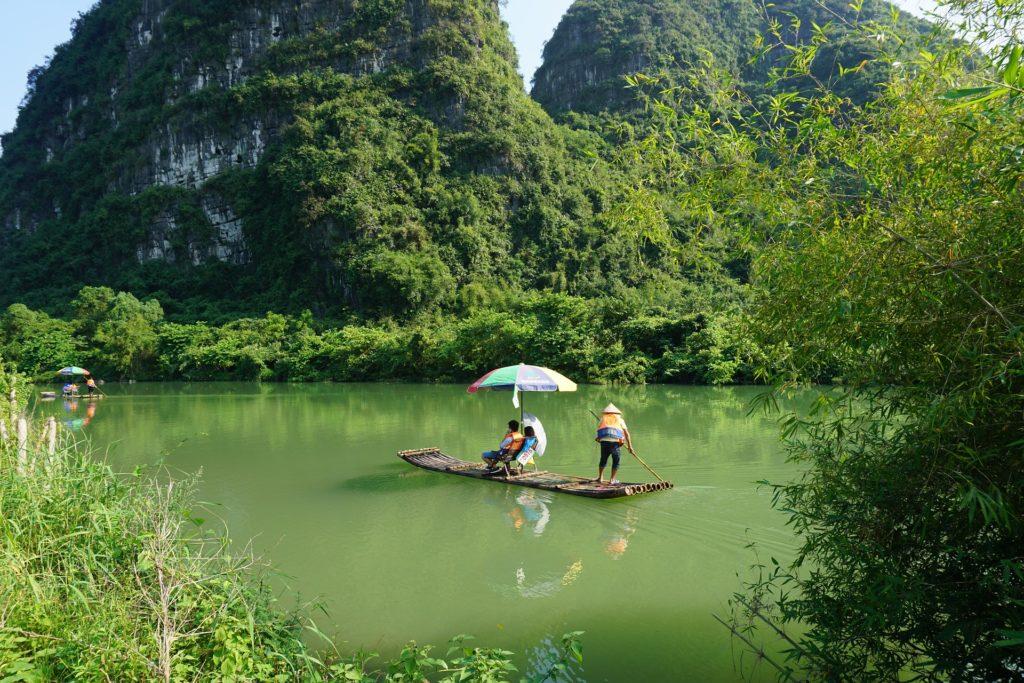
[609,467,619,483]
[595,466,605,483]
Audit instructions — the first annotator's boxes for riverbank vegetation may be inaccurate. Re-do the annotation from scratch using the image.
[0,285,757,385]
[609,0,1024,676]
[0,363,584,680]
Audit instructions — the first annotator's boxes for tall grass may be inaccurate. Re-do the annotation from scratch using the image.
[0,370,583,681]
[0,392,317,680]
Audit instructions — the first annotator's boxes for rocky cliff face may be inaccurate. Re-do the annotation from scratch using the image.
[3,0,486,236]
[0,0,606,317]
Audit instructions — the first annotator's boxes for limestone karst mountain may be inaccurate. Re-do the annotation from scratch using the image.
[0,0,613,317]
[531,0,933,116]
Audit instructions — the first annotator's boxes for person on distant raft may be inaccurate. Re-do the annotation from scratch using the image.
[482,420,525,470]
[594,403,635,485]
[85,376,99,397]
[62,382,78,398]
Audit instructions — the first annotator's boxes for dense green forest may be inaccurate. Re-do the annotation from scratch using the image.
[532,0,933,115]
[0,0,766,388]
[0,0,925,385]
[0,0,927,381]
[0,285,755,384]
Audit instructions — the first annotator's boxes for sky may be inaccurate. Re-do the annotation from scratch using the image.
[0,0,936,137]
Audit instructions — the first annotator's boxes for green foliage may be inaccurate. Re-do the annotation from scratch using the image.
[92,292,165,379]
[533,0,763,114]
[0,286,755,385]
[0,0,765,342]
[0,408,314,679]
[0,304,79,377]
[324,632,584,682]
[0,281,757,385]
[353,249,456,315]
[0,0,652,322]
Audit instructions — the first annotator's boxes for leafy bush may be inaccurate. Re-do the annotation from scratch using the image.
[0,304,79,377]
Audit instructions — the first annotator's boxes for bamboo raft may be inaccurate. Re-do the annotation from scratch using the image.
[398,448,674,499]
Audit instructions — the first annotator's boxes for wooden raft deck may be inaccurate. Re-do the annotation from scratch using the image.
[398,448,674,499]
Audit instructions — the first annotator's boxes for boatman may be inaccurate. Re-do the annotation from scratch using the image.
[85,376,99,397]
[595,403,635,485]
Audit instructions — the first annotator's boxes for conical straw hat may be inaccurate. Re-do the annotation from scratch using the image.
[602,403,622,415]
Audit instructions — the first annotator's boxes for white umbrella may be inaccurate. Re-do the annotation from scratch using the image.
[523,413,547,456]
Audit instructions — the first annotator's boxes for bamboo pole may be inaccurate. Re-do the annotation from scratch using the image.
[8,374,17,424]
[46,417,57,456]
[16,418,28,476]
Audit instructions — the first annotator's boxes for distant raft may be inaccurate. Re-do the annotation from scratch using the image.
[398,448,674,499]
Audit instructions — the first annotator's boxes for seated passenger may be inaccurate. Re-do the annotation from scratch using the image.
[62,382,78,397]
[483,420,524,470]
[513,426,540,474]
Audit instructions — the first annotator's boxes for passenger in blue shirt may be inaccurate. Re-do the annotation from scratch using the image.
[513,426,540,474]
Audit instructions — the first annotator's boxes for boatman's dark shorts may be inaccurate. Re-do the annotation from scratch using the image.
[599,442,621,469]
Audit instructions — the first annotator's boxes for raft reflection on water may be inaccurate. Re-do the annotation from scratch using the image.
[62,398,98,431]
[492,489,642,599]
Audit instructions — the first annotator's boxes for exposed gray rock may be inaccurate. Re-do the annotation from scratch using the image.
[201,196,249,266]
[148,119,268,190]
[136,211,177,263]
[135,196,249,266]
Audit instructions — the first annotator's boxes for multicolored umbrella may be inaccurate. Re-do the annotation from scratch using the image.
[468,364,577,421]
[57,366,90,377]
[468,364,576,394]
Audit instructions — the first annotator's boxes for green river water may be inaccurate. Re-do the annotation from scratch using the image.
[39,384,808,682]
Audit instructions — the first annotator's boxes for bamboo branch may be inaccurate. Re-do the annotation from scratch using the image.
[712,613,795,679]
[880,225,1014,332]
[16,418,28,477]
[732,594,814,659]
